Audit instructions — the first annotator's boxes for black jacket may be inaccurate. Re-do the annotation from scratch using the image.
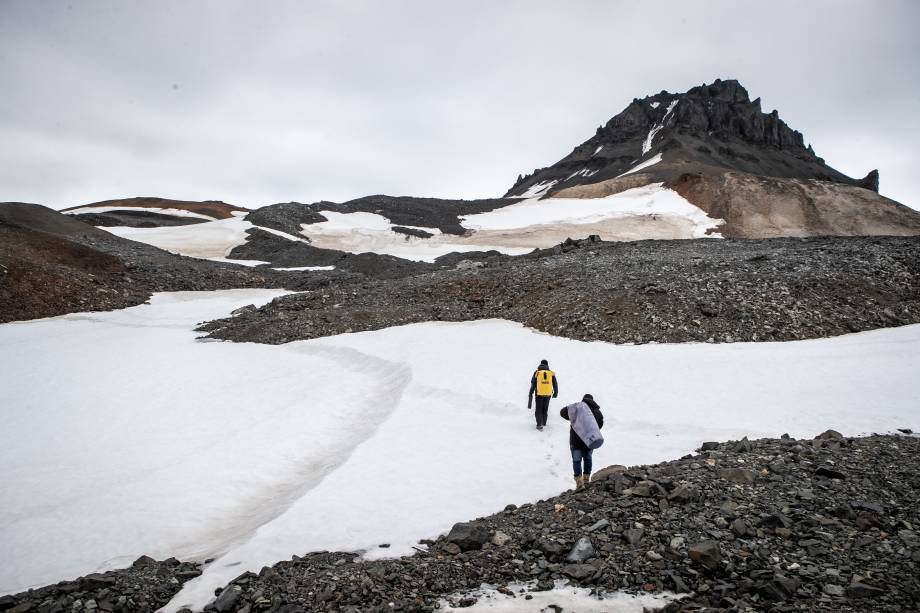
[560,398,604,452]
[528,366,558,408]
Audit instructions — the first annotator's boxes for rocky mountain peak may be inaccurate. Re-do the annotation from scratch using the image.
[505,78,871,198]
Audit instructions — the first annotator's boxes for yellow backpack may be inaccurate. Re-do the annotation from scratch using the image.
[534,369,555,396]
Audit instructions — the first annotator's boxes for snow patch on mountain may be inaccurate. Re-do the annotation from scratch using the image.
[298,185,723,260]
[461,183,721,238]
[519,179,558,198]
[102,215,306,262]
[617,153,664,178]
[63,206,216,220]
[641,99,678,155]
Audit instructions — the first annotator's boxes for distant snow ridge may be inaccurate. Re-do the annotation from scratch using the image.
[64,206,217,220]
[297,184,724,261]
[102,213,307,264]
[642,99,679,155]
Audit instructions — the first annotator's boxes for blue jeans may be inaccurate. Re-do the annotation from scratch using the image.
[571,447,593,477]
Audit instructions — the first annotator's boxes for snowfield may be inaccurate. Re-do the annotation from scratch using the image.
[298,184,723,262]
[62,206,218,221]
[92,187,723,264]
[1,291,919,610]
[102,213,307,262]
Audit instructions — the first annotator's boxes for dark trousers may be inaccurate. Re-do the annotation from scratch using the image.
[534,395,550,427]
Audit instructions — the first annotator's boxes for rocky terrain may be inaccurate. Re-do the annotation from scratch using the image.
[0,203,335,323]
[4,432,917,612]
[244,196,518,237]
[62,198,249,227]
[200,235,920,345]
[0,558,206,613]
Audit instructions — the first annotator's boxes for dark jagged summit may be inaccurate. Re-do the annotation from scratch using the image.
[505,78,920,239]
[506,78,876,198]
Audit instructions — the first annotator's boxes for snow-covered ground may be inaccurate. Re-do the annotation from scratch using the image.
[102,213,307,263]
[90,186,722,264]
[440,580,679,612]
[1,291,919,608]
[63,206,218,221]
[299,184,723,261]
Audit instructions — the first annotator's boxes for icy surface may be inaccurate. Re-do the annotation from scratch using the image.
[592,145,604,156]
[271,265,336,271]
[2,292,919,605]
[518,179,558,198]
[63,206,217,220]
[649,101,661,109]
[299,212,528,262]
[641,99,678,154]
[299,184,722,259]
[617,153,664,178]
[103,216,305,261]
[440,580,680,612]
[461,183,720,238]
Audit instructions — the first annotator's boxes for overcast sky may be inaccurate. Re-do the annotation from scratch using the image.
[1,0,918,210]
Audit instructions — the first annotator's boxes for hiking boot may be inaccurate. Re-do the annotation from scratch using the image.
[583,473,591,486]
[574,475,584,490]
[536,425,543,431]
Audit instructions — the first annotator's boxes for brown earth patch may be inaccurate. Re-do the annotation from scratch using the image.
[63,197,249,219]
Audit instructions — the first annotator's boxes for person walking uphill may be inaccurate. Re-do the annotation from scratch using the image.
[561,394,604,490]
[527,359,558,431]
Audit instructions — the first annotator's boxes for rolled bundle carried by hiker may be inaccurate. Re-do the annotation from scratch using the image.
[560,394,604,490]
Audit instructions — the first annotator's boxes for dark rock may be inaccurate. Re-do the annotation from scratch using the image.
[848,582,885,598]
[622,528,644,546]
[730,518,748,537]
[815,466,846,479]
[131,555,157,568]
[562,564,596,580]
[446,522,489,551]
[760,513,793,529]
[719,468,755,484]
[80,574,115,590]
[688,540,722,570]
[566,537,595,563]
[213,586,242,612]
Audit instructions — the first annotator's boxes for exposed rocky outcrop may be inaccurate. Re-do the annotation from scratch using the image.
[63,197,248,220]
[245,196,519,238]
[505,79,873,199]
[0,203,330,323]
[0,556,205,613]
[200,235,920,345]
[68,210,210,228]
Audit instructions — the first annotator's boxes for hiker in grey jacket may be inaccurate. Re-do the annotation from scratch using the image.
[560,394,604,490]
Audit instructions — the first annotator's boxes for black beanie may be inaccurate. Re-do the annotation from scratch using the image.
[583,393,593,401]
[540,359,549,367]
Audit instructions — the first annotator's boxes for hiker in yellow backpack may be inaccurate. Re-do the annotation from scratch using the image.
[527,359,558,431]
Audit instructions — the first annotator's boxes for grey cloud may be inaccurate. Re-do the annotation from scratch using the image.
[1,0,917,209]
